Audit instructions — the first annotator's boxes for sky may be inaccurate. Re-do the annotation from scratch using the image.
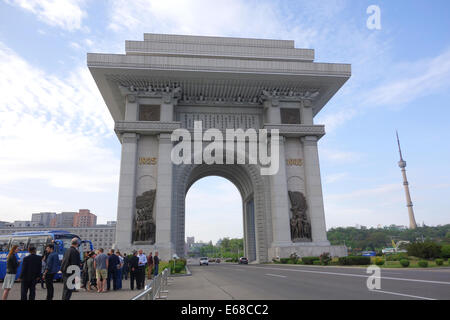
[0,0,449,244]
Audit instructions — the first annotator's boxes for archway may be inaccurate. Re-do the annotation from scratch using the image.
[172,163,272,263]
[185,176,244,257]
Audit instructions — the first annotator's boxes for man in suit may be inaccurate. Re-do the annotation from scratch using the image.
[107,249,120,291]
[60,238,81,300]
[129,250,139,290]
[19,246,42,300]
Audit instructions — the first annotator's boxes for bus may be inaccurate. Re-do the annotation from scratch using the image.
[0,230,93,281]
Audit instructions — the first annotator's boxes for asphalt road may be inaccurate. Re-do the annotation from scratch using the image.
[168,262,450,300]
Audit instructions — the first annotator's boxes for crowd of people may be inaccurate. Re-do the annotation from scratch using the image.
[2,237,160,300]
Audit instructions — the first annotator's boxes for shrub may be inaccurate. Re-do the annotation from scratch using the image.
[375,257,385,266]
[399,259,410,267]
[441,245,450,259]
[168,259,187,274]
[280,258,290,264]
[302,256,320,265]
[319,252,331,265]
[418,260,428,268]
[435,258,444,266]
[407,242,442,259]
[338,256,371,266]
[313,260,322,265]
[289,252,299,264]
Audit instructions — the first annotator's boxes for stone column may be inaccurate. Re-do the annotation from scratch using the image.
[270,135,293,247]
[160,95,175,122]
[302,135,330,245]
[263,97,281,124]
[115,132,138,250]
[125,94,138,121]
[154,133,174,259]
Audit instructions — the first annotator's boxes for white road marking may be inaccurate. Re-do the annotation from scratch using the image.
[265,273,287,278]
[241,265,450,285]
[369,289,436,300]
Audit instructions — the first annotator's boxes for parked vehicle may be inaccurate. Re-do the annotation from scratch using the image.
[0,230,93,281]
[239,257,248,264]
[216,258,221,263]
[200,257,209,266]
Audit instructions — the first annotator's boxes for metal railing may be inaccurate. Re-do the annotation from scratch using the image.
[131,268,169,300]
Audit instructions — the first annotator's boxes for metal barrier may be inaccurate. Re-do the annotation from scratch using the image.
[131,268,169,300]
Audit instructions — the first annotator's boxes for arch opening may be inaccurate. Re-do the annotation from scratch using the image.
[173,163,268,262]
[185,176,245,255]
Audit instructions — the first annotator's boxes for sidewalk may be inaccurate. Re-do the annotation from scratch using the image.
[167,269,232,300]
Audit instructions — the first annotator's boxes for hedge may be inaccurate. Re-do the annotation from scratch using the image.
[435,258,444,266]
[375,257,385,266]
[338,256,371,266]
[301,257,320,265]
[418,260,428,268]
[400,259,410,267]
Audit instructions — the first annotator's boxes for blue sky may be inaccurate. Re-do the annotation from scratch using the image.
[0,0,449,243]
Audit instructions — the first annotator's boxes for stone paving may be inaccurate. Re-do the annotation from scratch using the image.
[4,276,153,300]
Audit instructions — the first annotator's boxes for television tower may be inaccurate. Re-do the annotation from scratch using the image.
[396,131,417,229]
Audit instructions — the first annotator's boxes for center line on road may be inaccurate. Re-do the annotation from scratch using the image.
[265,273,287,278]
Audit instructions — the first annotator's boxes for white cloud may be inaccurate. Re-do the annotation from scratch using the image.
[327,184,401,201]
[363,47,450,107]
[4,0,87,31]
[107,0,329,47]
[0,43,118,194]
[321,47,450,133]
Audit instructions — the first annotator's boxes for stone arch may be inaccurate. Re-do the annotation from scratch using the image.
[171,162,271,263]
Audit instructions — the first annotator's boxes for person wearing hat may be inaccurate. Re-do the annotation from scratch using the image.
[60,237,81,300]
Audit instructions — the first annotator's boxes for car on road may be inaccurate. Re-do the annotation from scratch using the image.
[239,257,248,264]
[200,257,209,265]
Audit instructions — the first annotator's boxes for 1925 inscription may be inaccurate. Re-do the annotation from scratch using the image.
[286,159,303,166]
[139,157,157,165]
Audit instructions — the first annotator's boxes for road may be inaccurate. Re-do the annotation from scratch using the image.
[168,262,450,300]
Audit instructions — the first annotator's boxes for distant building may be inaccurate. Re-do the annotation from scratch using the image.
[107,221,117,226]
[31,212,56,227]
[14,221,32,228]
[186,236,195,249]
[50,212,76,227]
[0,221,13,228]
[73,209,97,227]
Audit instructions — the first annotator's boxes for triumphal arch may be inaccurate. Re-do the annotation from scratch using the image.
[88,33,350,262]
